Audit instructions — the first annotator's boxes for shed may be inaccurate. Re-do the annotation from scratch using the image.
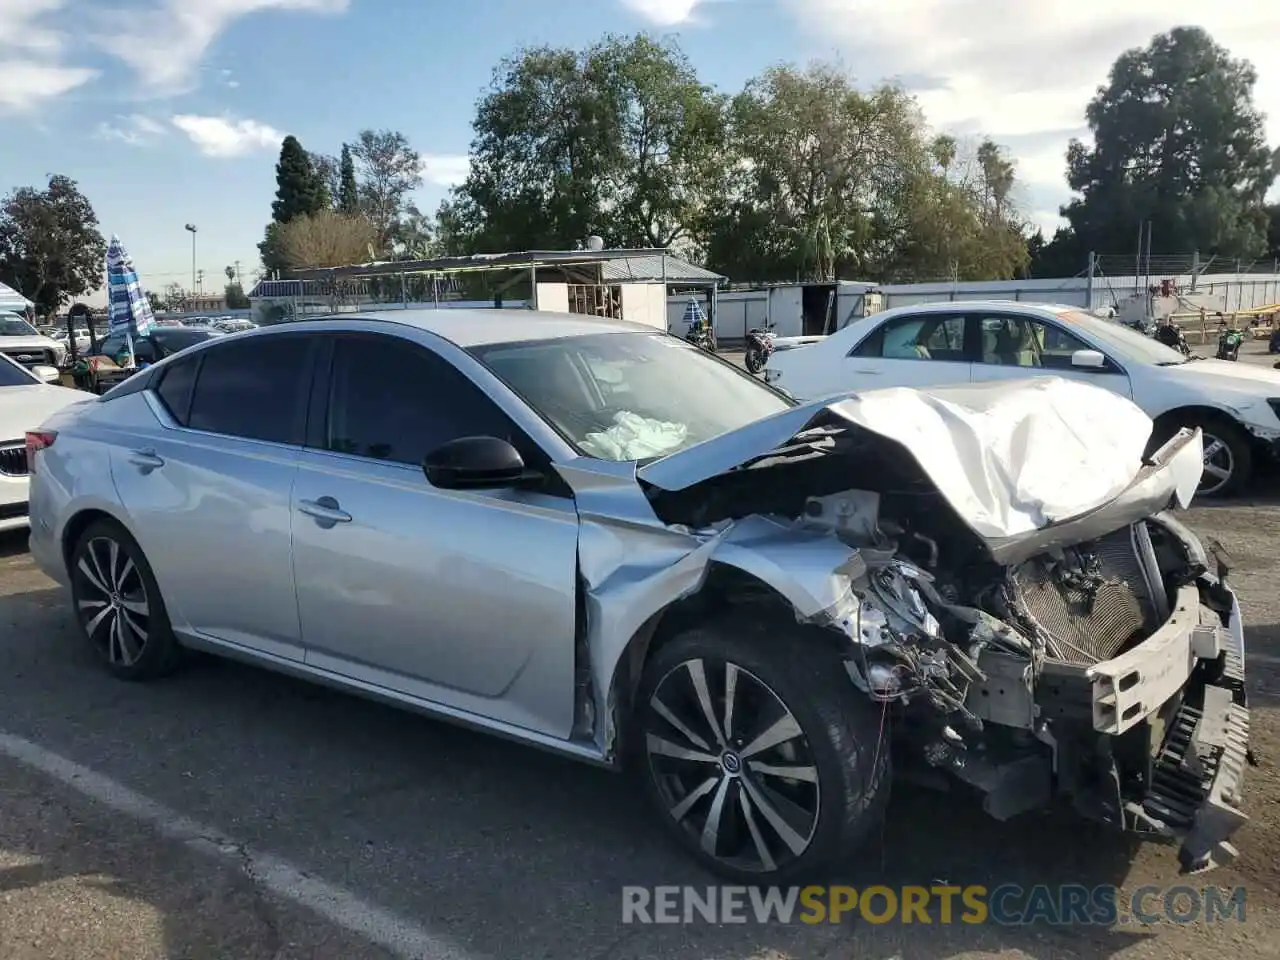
[262,248,725,330]
[0,280,33,313]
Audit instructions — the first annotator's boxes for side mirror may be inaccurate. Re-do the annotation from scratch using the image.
[423,435,530,489]
[1070,349,1107,370]
[31,364,61,384]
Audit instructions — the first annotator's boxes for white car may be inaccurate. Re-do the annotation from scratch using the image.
[0,312,67,370]
[765,301,1280,496]
[0,353,87,533]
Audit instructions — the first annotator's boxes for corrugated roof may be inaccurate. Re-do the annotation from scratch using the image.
[0,280,32,310]
[599,255,722,283]
[288,248,724,284]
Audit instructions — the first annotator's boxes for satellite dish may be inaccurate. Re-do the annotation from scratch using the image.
[586,235,604,251]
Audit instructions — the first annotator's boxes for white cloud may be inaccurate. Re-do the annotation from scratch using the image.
[419,154,471,188]
[619,0,704,25]
[95,0,349,95]
[0,0,95,110]
[782,1,1280,226]
[171,114,283,157]
[96,114,168,145]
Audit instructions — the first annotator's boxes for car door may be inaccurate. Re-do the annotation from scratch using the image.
[971,312,1133,398]
[843,312,973,389]
[290,331,581,740]
[109,333,316,661]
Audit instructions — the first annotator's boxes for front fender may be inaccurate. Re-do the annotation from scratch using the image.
[577,506,864,758]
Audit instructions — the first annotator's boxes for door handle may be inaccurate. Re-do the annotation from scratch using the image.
[127,448,165,470]
[297,496,352,525]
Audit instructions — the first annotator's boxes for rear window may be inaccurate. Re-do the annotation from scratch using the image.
[185,336,311,444]
[155,356,199,423]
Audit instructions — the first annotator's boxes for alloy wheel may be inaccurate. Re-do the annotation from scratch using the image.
[74,536,151,667]
[643,658,820,874]
[1199,433,1235,496]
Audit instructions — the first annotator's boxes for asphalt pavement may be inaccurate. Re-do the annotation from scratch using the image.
[3,492,1280,959]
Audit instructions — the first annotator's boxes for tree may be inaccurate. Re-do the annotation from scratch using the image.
[224,283,251,309]
[350,129,422,254]
[270,136,328,224]
[338,144,358,215]
[310,152,339,208]
[447,35,728,255]
[146,291,163,314]
[1062,27,1276,259]
[1266,204,1280,263]
[261,135,329,274]
[276,209,377,270]
[0,174,107,317]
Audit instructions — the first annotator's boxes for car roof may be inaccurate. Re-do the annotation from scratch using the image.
[285,308,661,348]
[877,300,1081,317]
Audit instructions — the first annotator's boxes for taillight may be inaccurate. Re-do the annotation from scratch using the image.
[25,430,56,473]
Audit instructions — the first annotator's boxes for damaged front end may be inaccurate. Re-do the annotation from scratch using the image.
[567,378,1252,874]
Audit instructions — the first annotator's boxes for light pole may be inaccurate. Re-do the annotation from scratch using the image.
[184,223,197,303]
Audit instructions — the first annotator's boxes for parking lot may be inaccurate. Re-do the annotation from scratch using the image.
[0,492,1278,960]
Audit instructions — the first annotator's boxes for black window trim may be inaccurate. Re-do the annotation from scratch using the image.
[966,310,1128,376]
[303,330,553,476]
[149,332,319,448]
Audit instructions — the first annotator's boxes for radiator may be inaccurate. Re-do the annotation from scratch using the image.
[1010,524,1159,665]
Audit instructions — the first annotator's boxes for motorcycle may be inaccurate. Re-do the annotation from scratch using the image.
[684,316,716,352]
[1216,323,1245,362]
[1152,321,1191,356]
[744,322,776,374]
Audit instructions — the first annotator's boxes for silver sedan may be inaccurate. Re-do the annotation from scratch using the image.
[26,310,1251,880]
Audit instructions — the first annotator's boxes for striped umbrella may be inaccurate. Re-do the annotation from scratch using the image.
[681,296,707,327]
[106,235,156,368]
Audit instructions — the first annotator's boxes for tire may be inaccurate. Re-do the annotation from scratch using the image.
[745,347,764,373]
[69,518,183,681]
[630,619,890,883]
[1154,414,1254,498]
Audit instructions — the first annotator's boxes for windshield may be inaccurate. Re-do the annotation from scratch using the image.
[470,331,794,461]
[0,353,38,387]
[1058,310,1189,364]
[0,315,38,337]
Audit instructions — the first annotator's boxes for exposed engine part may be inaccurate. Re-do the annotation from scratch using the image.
[1006,525,1158,665]
[802,490,883,543]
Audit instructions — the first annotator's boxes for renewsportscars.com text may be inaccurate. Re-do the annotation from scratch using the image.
[621,884,1247,926]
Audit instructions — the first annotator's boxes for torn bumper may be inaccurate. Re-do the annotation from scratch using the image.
[1126,590,1251,873]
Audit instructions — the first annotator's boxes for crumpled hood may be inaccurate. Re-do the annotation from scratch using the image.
[638,376,1181,540]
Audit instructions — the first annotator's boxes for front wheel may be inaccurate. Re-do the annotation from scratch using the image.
[745,346,764,373]
[631,621,889,882]
[1154,414,1254,498]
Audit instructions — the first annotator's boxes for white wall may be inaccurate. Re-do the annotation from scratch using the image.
[620,282,667,328]
[535,282,569,312]
[667,291,770,340]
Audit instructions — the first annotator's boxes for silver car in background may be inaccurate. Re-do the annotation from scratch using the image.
[26,310,1251,880]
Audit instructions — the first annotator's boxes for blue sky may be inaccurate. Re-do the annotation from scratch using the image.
[2,0,1278,306]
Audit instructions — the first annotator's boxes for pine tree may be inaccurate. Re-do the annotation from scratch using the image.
[270,135,326,224]
[338,143,358,215]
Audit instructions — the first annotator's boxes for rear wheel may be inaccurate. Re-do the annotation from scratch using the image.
[69,519,182,680]
[631,620,889,882]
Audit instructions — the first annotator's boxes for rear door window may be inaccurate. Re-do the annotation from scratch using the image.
[185,336,312,444]
[155,356,198,424]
